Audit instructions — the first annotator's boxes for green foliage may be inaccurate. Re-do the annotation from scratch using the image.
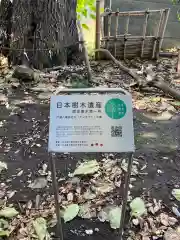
[171,0,180,20]
[77,0,96,30]
[172,0,180,4]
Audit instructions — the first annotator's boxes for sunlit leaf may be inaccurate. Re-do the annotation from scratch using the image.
[172,189,180,201]
[82,23,89,30]
[0,230,9,237]
[33,217,49,240]
[82,9,88,17]
[90,14,96,20]
[108,206,121,229]
[0,218,9,236]
[130,198,147,218]
[90,5,96,12]
[62,204,79,223]
[0,207,18,219]
[73,160,99,175]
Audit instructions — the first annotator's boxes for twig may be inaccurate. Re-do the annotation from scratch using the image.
[95,48,144,85]
[95,48,180,101]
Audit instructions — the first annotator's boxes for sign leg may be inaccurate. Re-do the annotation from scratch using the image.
[119,153,133,240]
[50,153,64,240]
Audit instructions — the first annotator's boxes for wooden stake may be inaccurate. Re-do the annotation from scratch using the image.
[95,0,101,60]
[152,9,164,59]
[141,10,149,58]
[158,8,170,52]
[114,9,119,57]
[177,49,180,74]
[124,14,130,59]
[77,21,92,82]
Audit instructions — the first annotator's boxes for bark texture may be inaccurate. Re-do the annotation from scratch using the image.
[0,0,12,58]
[10,0,80,69]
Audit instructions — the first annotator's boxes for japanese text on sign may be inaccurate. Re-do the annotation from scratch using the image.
[48,94,134,153]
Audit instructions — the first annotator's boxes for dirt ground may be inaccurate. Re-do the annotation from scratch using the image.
[0,59,180,239]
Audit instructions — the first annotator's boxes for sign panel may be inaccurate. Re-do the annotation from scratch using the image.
[48,94,134,153]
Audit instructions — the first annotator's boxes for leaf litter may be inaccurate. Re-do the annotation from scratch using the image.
[1,154,178,239]
[0,58,180,238]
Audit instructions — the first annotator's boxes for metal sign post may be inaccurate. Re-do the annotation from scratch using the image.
[48,88,135,240]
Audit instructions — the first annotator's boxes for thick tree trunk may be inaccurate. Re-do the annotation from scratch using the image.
[0,0,13,59]
[10,0,80,69]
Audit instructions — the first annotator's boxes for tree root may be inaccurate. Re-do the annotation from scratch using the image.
[95,48,180,101]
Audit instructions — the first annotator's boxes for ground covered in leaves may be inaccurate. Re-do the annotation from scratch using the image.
[0,56,180,239]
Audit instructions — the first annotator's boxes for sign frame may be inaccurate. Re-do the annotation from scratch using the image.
[48,87,134,240]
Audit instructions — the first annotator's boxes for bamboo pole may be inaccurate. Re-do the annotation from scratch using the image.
[101,9,163,17]
[177,49,180,74]
[124,13,130,59]
[95,0,101,60]
[158,8,170,53]
[101,35,155,40]
[114,9,119,57]
[141,10,149,58]
[152,9,164,59]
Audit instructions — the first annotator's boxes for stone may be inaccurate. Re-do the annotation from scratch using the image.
[13,65,34,81]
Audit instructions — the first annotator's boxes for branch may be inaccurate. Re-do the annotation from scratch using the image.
[95,48,180,101]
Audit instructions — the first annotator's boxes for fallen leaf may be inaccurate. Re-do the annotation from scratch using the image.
[0,207,18,219]
[28,178,47,189]
[91,180,115,195]
[67,192,74,202]
[85,229,93,235]
[0,218,9,236]
[73,160,99,176]
[172,207,180,217]
[160,213,169,226]
[83,189,96,200]
[150,97,161,103]
[7,190,16,199]
[168,217,178,226]
[17,170,23,176]
[132,218,139,225]
[78,202,96,219]
[0,162,7,173]
[33,217,49,240]
[108,206,121,229]
[98,207,109,222]
[130,198,147,218]
[172,189,180,201]
[62,204,79,223]
[164,229,180,240]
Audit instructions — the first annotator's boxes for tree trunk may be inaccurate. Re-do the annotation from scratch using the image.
[0,0,13,59]
[65,0,82,65]
[10,0,80,69]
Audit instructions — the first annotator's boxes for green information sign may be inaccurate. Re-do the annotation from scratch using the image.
[105,98,127,119]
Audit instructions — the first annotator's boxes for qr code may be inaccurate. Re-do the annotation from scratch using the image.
[111,126,122,137]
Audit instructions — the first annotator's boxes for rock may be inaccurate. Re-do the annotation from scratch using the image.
[164,229,180,240]
[13,65,34,81]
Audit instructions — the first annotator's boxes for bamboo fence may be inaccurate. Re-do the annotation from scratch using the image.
[95,4,170,60]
